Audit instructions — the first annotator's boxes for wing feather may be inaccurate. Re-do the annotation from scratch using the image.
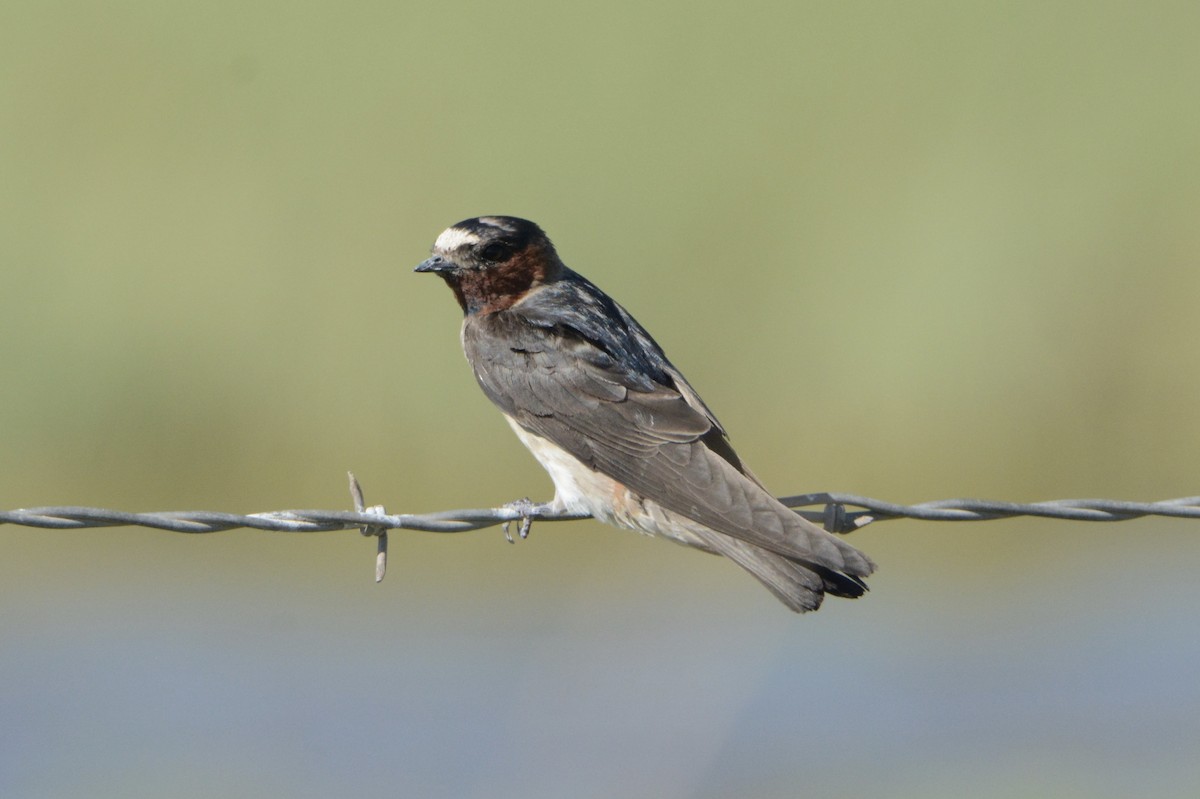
[464,306,874,579]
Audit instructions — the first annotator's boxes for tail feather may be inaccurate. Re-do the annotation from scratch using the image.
[689,527,868,613]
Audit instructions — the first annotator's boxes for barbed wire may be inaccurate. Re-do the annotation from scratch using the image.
[3,475,1196,581]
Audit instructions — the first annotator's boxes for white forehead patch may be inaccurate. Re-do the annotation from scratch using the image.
[433,226,481,253]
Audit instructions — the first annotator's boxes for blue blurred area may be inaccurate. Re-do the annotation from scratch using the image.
[3,522,1199,798]
[3,0,1200,796]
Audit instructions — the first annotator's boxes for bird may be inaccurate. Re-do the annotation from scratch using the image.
[415,216,875,612]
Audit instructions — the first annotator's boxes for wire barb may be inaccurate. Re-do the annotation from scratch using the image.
[349,472,388,583]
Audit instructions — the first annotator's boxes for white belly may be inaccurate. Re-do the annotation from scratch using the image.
[502,416,716,551]
[504,416,621,519]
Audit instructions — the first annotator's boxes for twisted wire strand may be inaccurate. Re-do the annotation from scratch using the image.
[7,487,1194,584]
[4,494,1198,535]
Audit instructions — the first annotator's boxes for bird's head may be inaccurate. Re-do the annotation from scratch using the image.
[415,216,562,315]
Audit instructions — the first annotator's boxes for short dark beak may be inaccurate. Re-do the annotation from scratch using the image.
[414,255,456,274]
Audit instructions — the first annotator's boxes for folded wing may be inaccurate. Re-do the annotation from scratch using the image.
[464,308,875,582]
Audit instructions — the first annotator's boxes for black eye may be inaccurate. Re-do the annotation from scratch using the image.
[479,241,514,263]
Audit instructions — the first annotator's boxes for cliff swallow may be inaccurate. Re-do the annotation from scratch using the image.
[416,216,875,611]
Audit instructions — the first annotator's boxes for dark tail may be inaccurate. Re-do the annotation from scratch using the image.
[691,528,869,612]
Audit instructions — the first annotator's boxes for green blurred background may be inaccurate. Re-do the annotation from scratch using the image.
[3,1,1199,797]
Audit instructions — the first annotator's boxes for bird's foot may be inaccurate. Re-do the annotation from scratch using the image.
[501,497,552,543]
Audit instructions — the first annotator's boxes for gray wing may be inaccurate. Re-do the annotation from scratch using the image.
[463,308,874,581]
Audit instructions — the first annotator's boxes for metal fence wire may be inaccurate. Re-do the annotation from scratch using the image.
[4,475,1196,581]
